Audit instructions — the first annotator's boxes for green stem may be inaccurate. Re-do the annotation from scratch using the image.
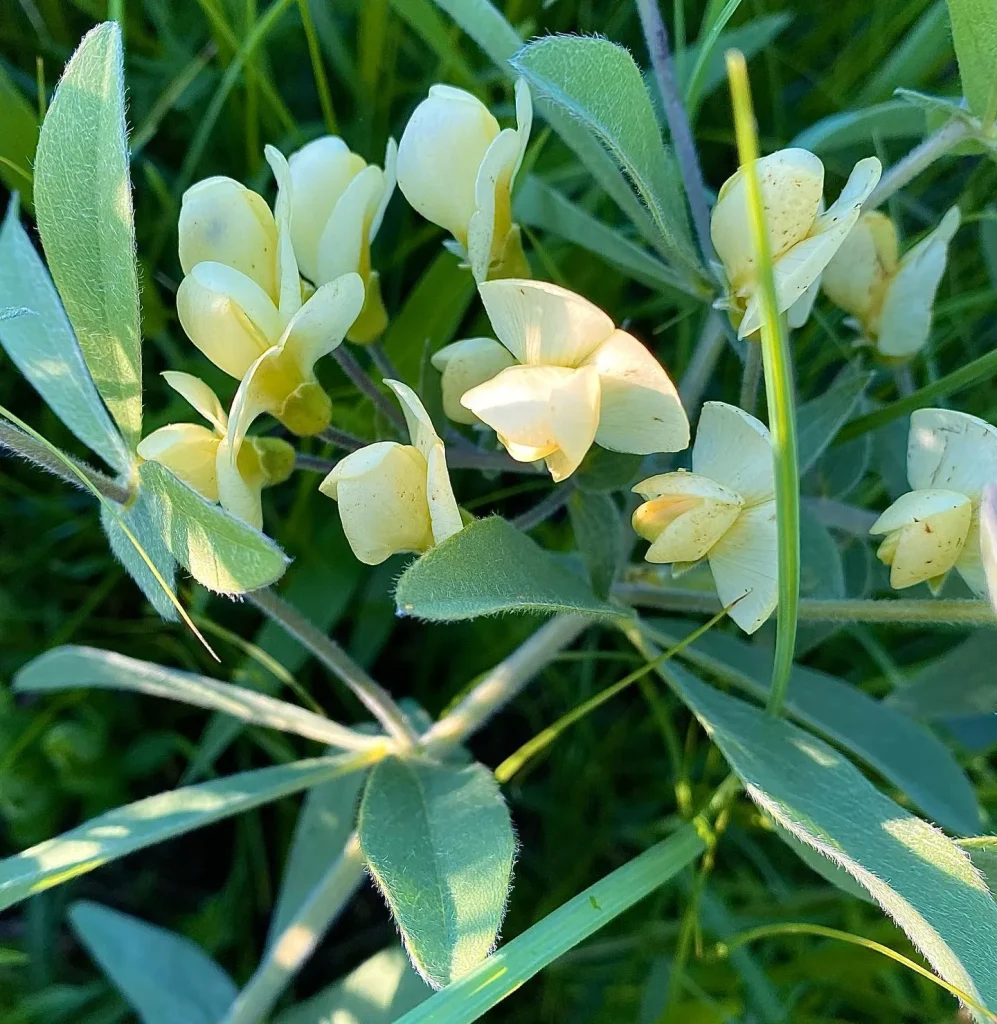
[296,0,337,133]
[738,340,763,415]
[726,53,800,717]
[246,589,420,749]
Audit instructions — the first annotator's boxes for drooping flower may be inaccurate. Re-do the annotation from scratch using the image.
[176,146,364,437]
[431,337,516,425]
[870,408,997,594]
[459,280,689,481]
[632,401,776,634]
[710,148,882,338]
[287,136,397,344]
[319,380,463,564]
[397,80,532,283]
[822,207,960,361]
[136,371,294,530]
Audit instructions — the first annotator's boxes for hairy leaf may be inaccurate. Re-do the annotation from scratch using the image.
[947,0,997,116]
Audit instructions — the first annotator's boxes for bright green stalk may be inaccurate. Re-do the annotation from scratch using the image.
[725,50,800,716]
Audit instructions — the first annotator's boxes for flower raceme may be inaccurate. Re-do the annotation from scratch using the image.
[710,148,882,338]
[632,402,777,634]
[319,381,463,564]
[870,408,997,593]
[136,372,294,530]
[288,136,396,344]
[457,280,689,481]
[397,79,532,283]
[176,146,364,438]
[822,207,960,361]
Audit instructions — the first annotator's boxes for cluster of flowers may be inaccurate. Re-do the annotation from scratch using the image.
[138,77,975,637]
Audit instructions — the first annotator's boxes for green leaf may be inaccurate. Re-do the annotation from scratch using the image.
[387,0,476,87]
[947,0,997,116]
[0,65,38,211]
[395,517,628,622]
[575,448,644,494]
[665,665,997,1019]
[568,491,622,599]
[0,750,375,912]
[790,101,925,153]
[887,634,997,720]
[14,645,382,754]
[357,756,516,988]
[100,476,179,621]
[512,35,697,272]
[799,505,845,600]
[0,199,130,473]
[797,367,873,476]
[276,947,430,1024]
[68,901,237,1024]
[33,22,143,448]
[140,461,289,595]
[394,825,704,1023]
[959,837,997,894]
[646,621,981,834]
[769,819,874,904]
[514,176,705,298]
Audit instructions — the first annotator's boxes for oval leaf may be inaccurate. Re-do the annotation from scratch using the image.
[948,0,997,116]
[358,756,516,988]
[33,22,143,448]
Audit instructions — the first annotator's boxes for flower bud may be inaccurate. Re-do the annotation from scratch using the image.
[821,210,897,324]
[431,337,516,424]
[710,149,882,338]
[632,471,743,563]
[398,80,532,282]
[178,177,279,300]
[870,488,972,589]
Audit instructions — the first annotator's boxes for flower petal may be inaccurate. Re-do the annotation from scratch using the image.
[821,210,896,322]
[383,378,440,457]
[583,328,689,454]
[693,401,774,505]
[876,206,960,359]
[176,262,278,379]
[786,276,820,329]
[396,84,499,245]
[178,176,278,299]
[161,371,227,433]
[707,500,778,634]
[370,137,397,244]
[956,516,988,598]
[137,423,220,500]
[264,144,304,323]
[426,441,463,544]
[467,128,520,283]
[279,272,365,376]
[315,165,386,284]
[478,278,614,366]
[907,408,997,498]
[226,347,288,455]
[215,434,264,529]
[546,364,601,481]
[431,337,516,424]
[288,136,367,282]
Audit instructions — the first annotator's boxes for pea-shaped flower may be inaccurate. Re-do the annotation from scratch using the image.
[710,149,882,338]
[822,207,960,361]
[431,336,516,425]
[319,380,463,564]
[459,280,689,481]
[287,136,397,344]
[397,80,532,283]
[870,408,997,593]
[632,402,776,634]
[176,146,364,437]
[136,372,294,530]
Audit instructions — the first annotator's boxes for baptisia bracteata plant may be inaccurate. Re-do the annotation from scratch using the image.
[822,207,961,362]
[397,79,532,283]
[455,280,689,481]
[710,148,882,337]
[871,409,997,593]
[632,402,777,634]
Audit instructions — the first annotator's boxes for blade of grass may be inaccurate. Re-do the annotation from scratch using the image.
[684,0,744,113]
[297,0,337,132]
[726,50,799,716]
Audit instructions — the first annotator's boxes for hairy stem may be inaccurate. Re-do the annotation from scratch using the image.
[738,340,763,415]
[513,481,575,530]
[634,0,715,263]
[332,346,407,432]
[679,311,727,415]
[246,589,420,749]
[368,341,400,381]
[866,118,971,210]
[318,425,369,451]
[220,834,365,1024]
[0,419,131,504]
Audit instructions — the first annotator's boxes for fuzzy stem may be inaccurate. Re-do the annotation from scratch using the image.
[318,425,369,451]
[512,481,575,530]
[866,118,971,210]
[634,0,715,264]
[738,340,763,415]
[246,589,420,749]
[0,419,131,504]
[332,346,407,433]
[368,341,400,381]
[679,311,727,414]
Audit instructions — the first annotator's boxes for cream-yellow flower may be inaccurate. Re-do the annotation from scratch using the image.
[136,371,294,530]
[287,135,397,344]
[397,80,532,283]
[431,337,516,425]
[710,148,881,338]
[319,381,463,564]
[459,280,688,481]
[822,207,960,361]
[176,146,364,437]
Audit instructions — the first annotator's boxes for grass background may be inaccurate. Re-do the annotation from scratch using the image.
[2,0,997,1020]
